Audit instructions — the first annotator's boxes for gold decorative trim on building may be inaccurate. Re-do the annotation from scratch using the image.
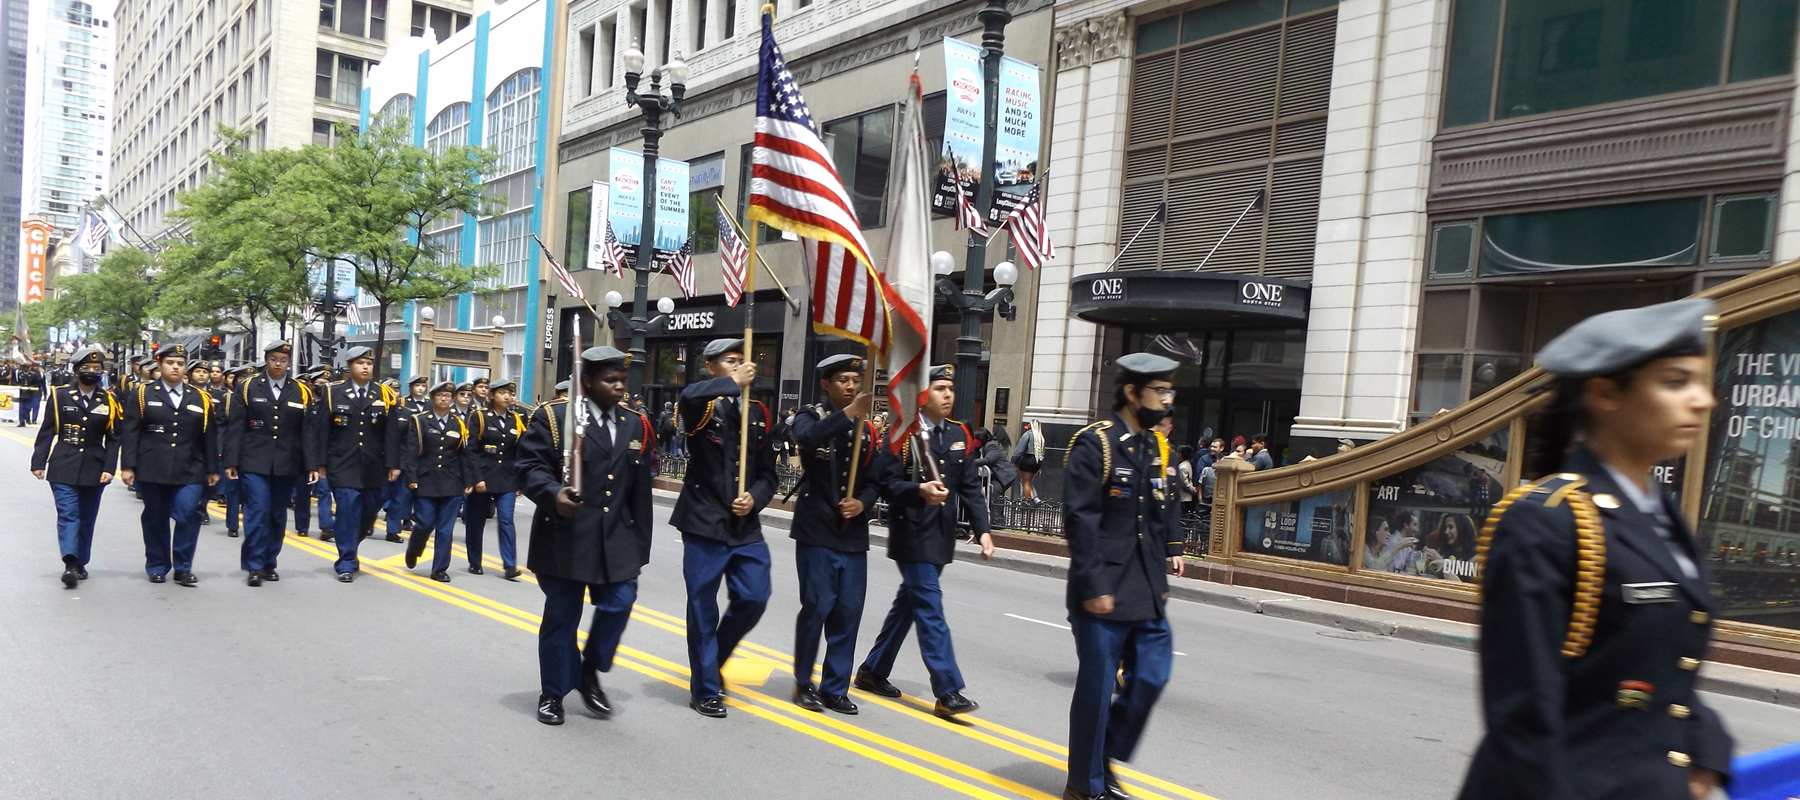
[1054,10,1129,70]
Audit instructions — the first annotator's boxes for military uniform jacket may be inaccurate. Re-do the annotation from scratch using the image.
[320,381,403,489]
[516,399,656,585]
[789,402,884,552]
[670,376,779,546]
[401,411,480,497]
[1062,415,1183,621]
[472,407,526,494]
[224,376,318,477]
[876,418,990,566]
[31,385,121,485]
[1459,448,1732,800]
[119,381,219,485]
[404,396,430,415]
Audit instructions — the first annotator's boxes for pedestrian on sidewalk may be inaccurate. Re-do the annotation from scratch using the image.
[465,379,526,580]
[223,341,320,588]
[118,344,220,586]
[1012,419,1045,502]
[30,346,119,587]
[1059,352,1187,800]
[1458,298,1731,800]
[402,380,481,582]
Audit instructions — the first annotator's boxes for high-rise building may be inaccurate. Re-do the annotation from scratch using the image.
[0,0,29,311]
[21,0,114,270]
[109,0,473,243]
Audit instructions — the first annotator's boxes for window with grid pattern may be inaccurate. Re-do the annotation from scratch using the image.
[425,102,469,156]
[485,69,540,177]
[479,211,530,287]
[424,226,462,267]
[376,93,413,129]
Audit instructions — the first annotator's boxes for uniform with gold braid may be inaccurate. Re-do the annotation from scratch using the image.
[32,350,122,583]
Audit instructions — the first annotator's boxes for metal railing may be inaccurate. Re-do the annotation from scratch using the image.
[655,452,803,497]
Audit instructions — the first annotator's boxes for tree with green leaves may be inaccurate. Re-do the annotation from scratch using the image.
[38,247,156,350]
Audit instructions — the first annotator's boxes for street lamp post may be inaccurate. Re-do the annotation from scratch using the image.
[606,291,675,380]
[620,45,690,397]
[934,252,1018,410]
[950,0,1015,422]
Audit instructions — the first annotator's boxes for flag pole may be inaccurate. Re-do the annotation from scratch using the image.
[714,195,798,309]
[843,350,874,502]
[737,216,758,497]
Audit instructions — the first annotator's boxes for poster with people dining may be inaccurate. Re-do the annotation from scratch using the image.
[1361,430,1508,582]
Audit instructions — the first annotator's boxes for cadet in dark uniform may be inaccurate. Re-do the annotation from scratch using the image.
[119,345,221,585]
[1061,353,1188,800]
[1459,299,1732,800]
[224,341,320,587]
[31,346,120,587]
[673,338,779,719]
[517,347,656,725]
[467,379,526,579]
[319,348,403,581]
[857,365,992,718]
[402,381,482,582]
[454,381,476,421]
[403,376,429,413]
[191,361,237,534]
[788,354,882,715]
[471,376,490,408]
[378,376,416,541]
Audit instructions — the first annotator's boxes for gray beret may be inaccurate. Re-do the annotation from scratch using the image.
[71,346,104,367]
[263,340,293,356]
[703,338,744,360]
[554,380,570,392]
[489,380,517,393]
[339,346,375,364]
[455,381,474,392]
[1536,298,1714,379]
[1116,352,1180,382]
[409,375,428,386]
[153,344,186,361]
[817,353,863,378]
[928,364,954,383]
[581,345,630,369]
[429,380,457,395]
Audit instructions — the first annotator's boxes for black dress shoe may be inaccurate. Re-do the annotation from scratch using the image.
[853,669,902,698]
[504,567,522,581]
[320,529,335,542]
[537,694,565,726]
[200,516,211,526]
[337,572,355,583]
[689,696,727,718]
[468,564,485,575]
[384,532,404,543]
[934,691,978,718]
[1105,764,1131,799]
[360,528,374,540]
[77,569,88,580]
[580,666,612,717]
[173,571,198,587]
[793,684,824,712]
[147,573,167,584]
[263,570,280,582]
[61,565,80,588]
[404,546,420,569]
[402,519,414,531]
[1063,788,1105,800]
[227,529,239,538]
[430,571,451,583]
[821,694,859,715]
[297,530,310,538]
[247,570,263,587]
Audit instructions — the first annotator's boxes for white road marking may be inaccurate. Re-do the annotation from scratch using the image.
[1005,612,1071,630]
[1174,651,1188,656]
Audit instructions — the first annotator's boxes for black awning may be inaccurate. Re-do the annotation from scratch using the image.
[1068,271,1309,331]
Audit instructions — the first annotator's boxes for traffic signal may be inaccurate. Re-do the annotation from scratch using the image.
[207,335,224,360]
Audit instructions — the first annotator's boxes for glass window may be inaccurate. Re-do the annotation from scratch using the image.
[1429,221,1477,278]
[478,210,531,287]
[1181,0,1283,43]
[1731,0,1800,81]
[565,187,591,272]
[425,102,470,155]
[312,118,333,146]
[1414,354,1464,415]
[690,186,722,253]
[1418,290,1470,350]
[1711,193,1776,262]
[1478,197,1703,276]
[319,0,335,28]
[332,54,364,106]
[424,224,462,267]
[370,0,386,40]
[821,106,895,227]
[340,0,366,36]
[375,93,413,129]
[485,69,541,176]
[314,50,333,100]
[1136,16,1179,53]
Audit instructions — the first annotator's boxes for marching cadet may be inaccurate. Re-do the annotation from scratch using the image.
[472,376,490,408]
[190,361,238,535]
[1459,299,1732,800]
[517,347,656,725]
[294,366,336,539]
[404,376,430,413]
[30,346,120,587]
[223,341,320,587]
[118,344,221,586]
[857,364,993,718]
[1061,353,1187,800]
[674,338,780,719]
[319,347,403,581]
[552,380,569,401]
[402,380,482,582]
[454,381,477,421]
[385,376,430,536]
[467,379,526,580]
[787,354,883,715]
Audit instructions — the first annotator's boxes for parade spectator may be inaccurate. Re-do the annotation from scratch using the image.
[1011,419,1045,503]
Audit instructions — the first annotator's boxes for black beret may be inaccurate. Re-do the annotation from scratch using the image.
[1536,298,1714,379]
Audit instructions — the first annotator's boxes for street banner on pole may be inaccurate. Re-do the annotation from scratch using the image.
[608,148,645,255]
[655,159,690,253]
[610,148,689,264]
[933,37,984,216]
[19,219,52,305]
[991,56,1042,224]
[585,180,610,271]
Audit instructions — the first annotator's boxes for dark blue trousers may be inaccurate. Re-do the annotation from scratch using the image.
[329,486,374,574]
[218,472,241,532]
[295,476,334,533]
[793,543,867,697]
[384,474,413,526]
[860,561,965,698]
[240,473,299,572]
[463,491,517,569]
[413,495,464,574]
[51,483,104,568]
[681,535,771,701]
[138,481,204,576]
[538,575,637,697]
[1067,614,1173,796]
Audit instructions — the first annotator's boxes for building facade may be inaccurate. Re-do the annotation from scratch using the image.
[21,0,112,253]
[1,0,29,310]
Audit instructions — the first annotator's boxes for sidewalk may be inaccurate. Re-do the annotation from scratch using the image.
[650,489,1800,709]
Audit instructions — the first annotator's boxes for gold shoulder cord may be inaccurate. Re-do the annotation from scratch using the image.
[544,400,563,446]
[1474,476,1608,659]
[1063,421,1113,477]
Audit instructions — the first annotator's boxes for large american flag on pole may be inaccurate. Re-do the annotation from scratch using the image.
[803,240,886,351]
[531,233,586,299]
[601,221,628,278]
[719,206,749,307]
[1004,178,1054,270]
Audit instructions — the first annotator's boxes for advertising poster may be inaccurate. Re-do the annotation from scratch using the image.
[586,180,610,270]
[933,37,986,216]
[19,219,52,305]
[1242,487,1355,566]
[1364,429,1508,582]
[655,159,690,252]
[307,259,358,302]
[608,148,645,254]
[1697,310,1800,631]
[988,56,1042,224]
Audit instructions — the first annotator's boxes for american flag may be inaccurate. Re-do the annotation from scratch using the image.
[746,10,875,270]
[719,207,749,307]
[299,304,318,324]
[344,303,362,327]
[601,221,628,278]
[532,233,585,299]
[1005,178,1054,270]
[77,211,109,255]
[803,240,886,351]
[951,154,989,235]
[665,236,697,299]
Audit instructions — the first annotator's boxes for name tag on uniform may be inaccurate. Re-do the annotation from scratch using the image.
[1623,582,1678,604]
[147,401,164,407]
[950,441,965,451]
[252,397,270,404]
[372,400,386,407]
[184,404,202,414]
[89,406,109,416]
[287,401,305,409]
[628,439,642,451]
[445,430,460,439]
[1116,467,1134,479]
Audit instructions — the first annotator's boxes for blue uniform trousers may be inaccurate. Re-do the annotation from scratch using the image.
[138,481,205,576]
[682,536,772,701]
[463,491,517,569]
[413,495,464,574]
[329,486,376,574]
[792,543,867,697]
[218,473,241,532]
[1067,615,1173,796]
[51,483,104,568]
[384,474,413,526]
[295,476,334,533]
[538,575,637,697]
[240,473,299,572]
[860,561,966,698]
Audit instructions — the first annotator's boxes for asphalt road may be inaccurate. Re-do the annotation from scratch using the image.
[1,423,1796,800]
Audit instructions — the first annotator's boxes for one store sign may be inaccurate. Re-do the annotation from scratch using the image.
[1238,280,1286,308]
[1088,276,1126,302]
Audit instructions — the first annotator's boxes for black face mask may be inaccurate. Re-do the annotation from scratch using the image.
[77,371,100,385]
[1134,405,1164,430]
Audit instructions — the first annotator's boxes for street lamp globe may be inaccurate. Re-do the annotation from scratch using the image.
[930,250,955,276]
[994,261,1018,287]
[605,290,625,309]
[664,54,690,88]
[657,296,675,315]
[621,43,646,76]
[491,314,506,329]
[419,305,435,322]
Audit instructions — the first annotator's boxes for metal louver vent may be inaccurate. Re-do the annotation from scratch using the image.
[1172,126,1276,175]
[1264,158,1324,279]
[1117,182,1167,271]
[1164,166,1267,273]
[1173,28,1281,140]
[1276,14,1336,116]
[1127,51,1178,147]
